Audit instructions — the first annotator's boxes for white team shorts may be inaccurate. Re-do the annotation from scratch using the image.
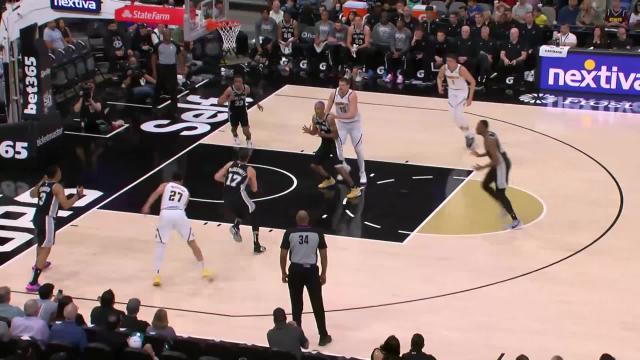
[448,91,468,128]
[336,117,364,149]
[156,210,195,244]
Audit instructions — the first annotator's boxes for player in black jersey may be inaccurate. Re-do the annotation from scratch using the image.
[472,120,521,229]
[218,74,264,148]
[346,15,371,82]
[26,165,84,292]
[303,101,361,199]
[278,11,300,57]
[214,148,266,254]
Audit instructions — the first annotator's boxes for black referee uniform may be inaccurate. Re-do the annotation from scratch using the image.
[280,226,330,341]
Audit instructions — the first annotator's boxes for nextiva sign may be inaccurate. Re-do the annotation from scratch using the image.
[539,51,640,96]
[50,0,101,13]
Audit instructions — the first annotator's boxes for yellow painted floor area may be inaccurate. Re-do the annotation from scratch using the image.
[420,180,545,235]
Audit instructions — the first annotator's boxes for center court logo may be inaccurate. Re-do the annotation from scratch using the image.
[548,59,640,91]
[519,93,558,104]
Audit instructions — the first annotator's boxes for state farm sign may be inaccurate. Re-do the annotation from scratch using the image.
[115,5,184,26]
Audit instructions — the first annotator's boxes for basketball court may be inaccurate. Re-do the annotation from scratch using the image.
[2,83,638,359]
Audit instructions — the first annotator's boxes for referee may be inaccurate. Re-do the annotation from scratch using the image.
[280,210,332,346]
[152,29,183,114]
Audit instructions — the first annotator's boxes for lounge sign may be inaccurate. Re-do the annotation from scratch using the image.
[50,0,101,14]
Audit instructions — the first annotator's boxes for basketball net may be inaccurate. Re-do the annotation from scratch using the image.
[206,19,241,55]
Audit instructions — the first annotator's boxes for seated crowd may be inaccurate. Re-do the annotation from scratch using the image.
[250,0,639,88]
[0,285,620,359]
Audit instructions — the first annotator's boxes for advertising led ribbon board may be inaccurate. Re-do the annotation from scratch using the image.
[50,0,101,13]
[538,48,640,96]
[115,4,185,26]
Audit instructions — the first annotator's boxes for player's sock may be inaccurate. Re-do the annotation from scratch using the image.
[154,243,167,274]
[30,268,42,285]
[464,128,474,138]
[197,261,205,270]
[233,219,241,230]
[355,147,366,176]
[252,231,259,246]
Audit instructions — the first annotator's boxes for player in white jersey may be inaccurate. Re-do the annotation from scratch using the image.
[141,172,212,286]
[437,53,477,149]
[325,77,367,185]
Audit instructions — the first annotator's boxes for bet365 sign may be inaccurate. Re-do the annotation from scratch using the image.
[50,0,101,14]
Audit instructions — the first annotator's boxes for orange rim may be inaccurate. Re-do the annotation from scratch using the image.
[206,20,241,31]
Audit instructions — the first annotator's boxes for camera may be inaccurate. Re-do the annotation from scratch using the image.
[80,84,92,100]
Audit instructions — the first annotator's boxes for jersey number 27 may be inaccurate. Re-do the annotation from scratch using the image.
[169,191,183,202]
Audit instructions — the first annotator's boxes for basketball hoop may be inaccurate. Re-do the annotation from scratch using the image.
[206,19,241,57]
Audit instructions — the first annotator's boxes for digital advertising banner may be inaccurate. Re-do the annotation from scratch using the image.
[538,49,640,96]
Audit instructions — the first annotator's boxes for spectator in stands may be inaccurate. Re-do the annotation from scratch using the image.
[512,0,533,23]
[520,11,543,69]
[455,26,479,79]
[35,283,57,324]
[477,25,498,81]
[401,6,420,32]
[0,286,24,320]
[120,298,151,334]
[577,0,603,25]
[90,289,125,328]
[553,23,578,47]
[605,0,629,27]
[434,28,451,69]
[533,7,549,25]
[385,18,413,83]
[43,21,66,50]
[368,3,384,28]
[347,14,371,82]
[329,20,349,73]
[271,0,285,23]
[610,27,634,49]
[369,11,396,75]
[495,8,519,42]
[146,309,176,341]
[467,0,484,18]
[56,19,74,44]
[48,303,88,351]
[266,307,309,360]
[283,0,299,20]
[300,4,319,26]
[371,335,401,360]
[95,314,128,354]
[53,296,86,326]
[499,27,527,87]
[389,1,405,25]
[10,300,49,345]
[406,25,434,84]
[630,1,640,28]
[447,13,462,38]
[420,6,438,38]
[401,333,436,360]
[458,8,470,29]
[585,24,609,48]
[254,8,280,64]
[470,12,485,39]
[123,56,156,104]
[558,0,580,25]
[104,22,130,73]
[131,24,155,69]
